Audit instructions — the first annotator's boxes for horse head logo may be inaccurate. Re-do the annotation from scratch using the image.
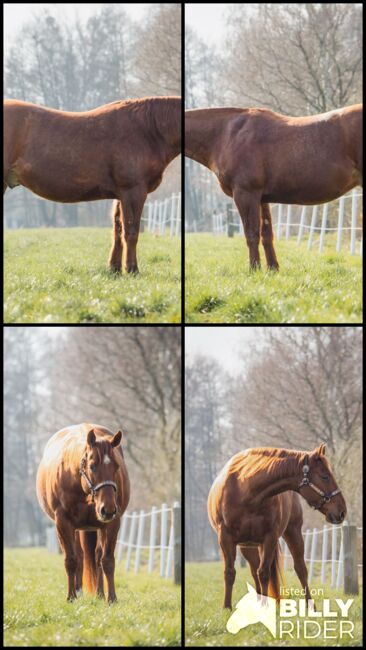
[226,583,277,638]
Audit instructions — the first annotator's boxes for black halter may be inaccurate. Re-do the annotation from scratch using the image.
[79,457,117,502]
[298,455,341,510]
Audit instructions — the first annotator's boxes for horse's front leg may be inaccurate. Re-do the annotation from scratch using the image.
[283,526,313,605]
[108,200,123,272]
[119,185,148,274]
[74,531,84,595]
[55,509,78,602]
[258,534,278,600]
[100,519,120,603]
[233,188,261,270]
[218,522,237,609]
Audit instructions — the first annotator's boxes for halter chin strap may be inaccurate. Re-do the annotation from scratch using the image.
[79,457,117,502]
[298,454,341,510]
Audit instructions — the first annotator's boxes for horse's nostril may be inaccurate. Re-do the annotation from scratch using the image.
[101,506,106,517]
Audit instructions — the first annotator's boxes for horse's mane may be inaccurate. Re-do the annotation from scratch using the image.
[125,96,181,140]
[227,447,311,482]
[43,426,124,473]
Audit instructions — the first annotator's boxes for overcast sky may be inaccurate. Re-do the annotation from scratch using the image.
[185,3,227,46]
[4,3,153,52]
[185,327,259,374]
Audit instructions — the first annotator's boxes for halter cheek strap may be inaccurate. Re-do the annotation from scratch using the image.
[298,454,341,510]
[79,457,117,502]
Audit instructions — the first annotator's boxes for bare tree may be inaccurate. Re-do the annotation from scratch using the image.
[133,4,181,96]
[224,3,362,114]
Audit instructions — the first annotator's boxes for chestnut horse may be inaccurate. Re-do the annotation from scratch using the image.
[185,104,362,271]
[207,444,346,609]
[4,96,181,273]
[36,423,130,603]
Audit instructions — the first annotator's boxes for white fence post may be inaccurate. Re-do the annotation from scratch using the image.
[319,203,328,252]
[308,527,318,582]
[307,205,318,250]
[285,205,292,240]
[297,206,307,245]
[276,204,283,240]
[134,510,145,574]
[321,524,328,583]
[160,503,168,577]
[350,189,358,254]
[336,195,345,252]
[117,515,128,563]
[125,511,138,571]
[148,506,158,573]
[165,519,174,578]
[175,192,181,236]
[337,535,344,588]
[331,525,338,587]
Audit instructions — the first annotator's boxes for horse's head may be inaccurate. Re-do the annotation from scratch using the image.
[81,428,122,523]
[299,444,346,524]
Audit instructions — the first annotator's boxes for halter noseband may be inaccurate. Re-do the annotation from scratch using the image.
[79,456,117,502]
[298,455,341,510]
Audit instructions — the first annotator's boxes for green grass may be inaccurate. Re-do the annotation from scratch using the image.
[185,234,362,323]
[4,548,181,647]
[4,229,181,323]
[185,562,362,646]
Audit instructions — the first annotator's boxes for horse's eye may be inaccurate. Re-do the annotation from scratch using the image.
[90,464,96,472]
[321,474,329,481]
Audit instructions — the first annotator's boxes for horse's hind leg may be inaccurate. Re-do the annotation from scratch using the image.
[261,203,279,271]
[108,200,123,272]
[95,536,105,599]
[119,185,148,274]
[218,523,237,609]
[74,531,83,595]
[239,545,261,595]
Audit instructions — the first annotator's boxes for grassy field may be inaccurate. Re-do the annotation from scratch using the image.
[185,234,362,323]
[185,562,362,647]
[4,548,181,647]
[4,229,181,323]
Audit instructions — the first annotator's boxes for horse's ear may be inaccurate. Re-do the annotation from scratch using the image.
[87,429,96,447]
[111,430,122,448]
[314,443,326,458]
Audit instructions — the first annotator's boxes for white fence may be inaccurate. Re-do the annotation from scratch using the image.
[142,193,181,236]
[278,521,362,590]
[212,189,363,255]
[45,501,181,584]
[116,502,181,583]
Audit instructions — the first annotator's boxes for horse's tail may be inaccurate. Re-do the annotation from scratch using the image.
[79,531,98,594]
[268,542,283,601]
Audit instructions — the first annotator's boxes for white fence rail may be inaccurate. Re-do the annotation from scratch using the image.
[116,502,181,583]
[212,189,363,255]
[142,193,181,236]
[278,521,362,592]
[45,501,181,585]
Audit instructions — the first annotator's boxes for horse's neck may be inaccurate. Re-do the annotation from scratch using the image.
[250,458,301,505]
[185,111,222,168]
[156,100,181,164]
